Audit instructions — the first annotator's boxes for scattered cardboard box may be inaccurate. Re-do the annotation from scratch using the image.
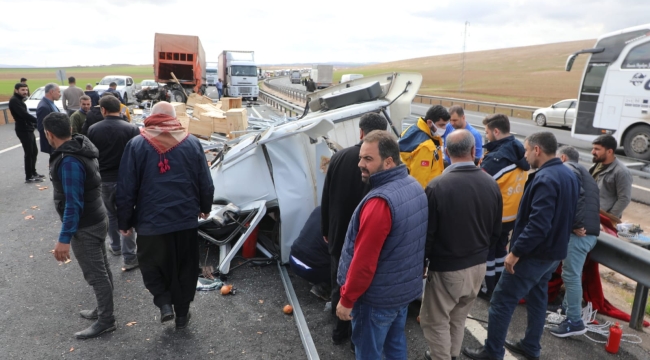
[193,103,224,119]
[188,117,213,139]
[177,115,190,134]
[186,93,214,107]
[221,97,243,111]
[219,108,248,138]
[170,102,187,116]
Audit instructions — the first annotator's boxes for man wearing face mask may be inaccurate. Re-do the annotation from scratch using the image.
[399,105,450,188]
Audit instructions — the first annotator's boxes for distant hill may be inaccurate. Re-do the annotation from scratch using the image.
[260,62,379,69]
[333,39,596,107]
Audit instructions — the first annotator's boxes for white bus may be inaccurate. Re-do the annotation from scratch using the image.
[567,24,650,160]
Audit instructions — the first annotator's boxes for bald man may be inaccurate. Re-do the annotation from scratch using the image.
[116,102,214,330]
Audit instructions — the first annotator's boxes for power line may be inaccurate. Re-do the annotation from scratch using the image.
[460,21,470,93]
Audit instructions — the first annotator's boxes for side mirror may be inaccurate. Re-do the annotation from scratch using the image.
[96,82,99,85]
[551,105,556,108]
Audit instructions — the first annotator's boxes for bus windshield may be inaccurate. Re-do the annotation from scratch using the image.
[581,63,608,94]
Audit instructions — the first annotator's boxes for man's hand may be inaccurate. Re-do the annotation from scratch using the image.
[336,302,353,321]
[199,213,209,220]
[504,253,519,274]
[323,236,328,244]
[53,242,71,262]
[573,228,586,237]
[119,229,133,236]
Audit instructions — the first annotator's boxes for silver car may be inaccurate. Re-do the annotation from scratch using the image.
[532,99,576,128]
[24,86,68,117]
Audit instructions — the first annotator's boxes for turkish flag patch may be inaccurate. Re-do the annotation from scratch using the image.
[420,160,430,166]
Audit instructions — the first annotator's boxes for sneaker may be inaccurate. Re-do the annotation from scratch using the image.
[122,261,139,271]
[25,177,43,183]
[107,247,122,256]
[549,318,587,338]
[33,172,46,179]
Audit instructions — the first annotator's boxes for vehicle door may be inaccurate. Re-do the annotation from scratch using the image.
[126,77,134,98]
[547,100,572,125]
[565,100,577,126]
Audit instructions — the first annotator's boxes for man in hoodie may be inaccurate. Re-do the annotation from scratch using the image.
[9,82,44,183]
[551,146,600,338]
[45,112,114,339]
[117,102,214,330]
[85,83,100,107]
[399,105,450,188]
[87,95,141,271]
[70,95,91,135]
[478,114,530,299]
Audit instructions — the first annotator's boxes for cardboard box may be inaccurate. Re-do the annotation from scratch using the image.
[188,116,213,139]
[200,111,227,132]
[177,115,190,134]
[186,93,214,107]
[170,102,187,116]
[221,97,243,111]
[217,108,248,137]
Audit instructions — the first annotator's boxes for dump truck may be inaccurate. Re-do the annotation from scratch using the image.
[153,33,207,103]
[218,50,259,101]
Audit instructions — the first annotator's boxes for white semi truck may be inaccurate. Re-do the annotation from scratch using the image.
[206,62,219,86]
[218,50,260,101]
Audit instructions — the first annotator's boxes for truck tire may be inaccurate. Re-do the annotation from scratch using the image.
[253,97,258,101]
[623,124,650,161]
[171,89,186,103]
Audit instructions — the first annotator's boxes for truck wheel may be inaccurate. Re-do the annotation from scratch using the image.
[623,125,650,161]
[535,114,547,127]
[253,97,258,101]
[171,90,186,103]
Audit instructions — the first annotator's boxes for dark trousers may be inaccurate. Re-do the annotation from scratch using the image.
[289,256,329,285]
[15,130,38,180]
[136,228,200,317]
[70,218,114,325]
[485,221,515,295]
[331,253,351,340]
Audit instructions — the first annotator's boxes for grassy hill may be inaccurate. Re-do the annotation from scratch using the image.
[333,39,595,107]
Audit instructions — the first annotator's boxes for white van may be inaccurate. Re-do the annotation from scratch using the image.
[340,74,364,83]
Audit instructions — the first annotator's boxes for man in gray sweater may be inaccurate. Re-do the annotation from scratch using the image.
[62,76,85,116]
[589,135,632,219]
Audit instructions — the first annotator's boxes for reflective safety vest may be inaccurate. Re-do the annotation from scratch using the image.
[398,118,445,188]
[492,164,528,222]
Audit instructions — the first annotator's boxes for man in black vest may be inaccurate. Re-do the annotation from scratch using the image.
[321,112,387,345]
[45,112,115,339]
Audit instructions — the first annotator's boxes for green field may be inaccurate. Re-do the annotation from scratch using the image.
[0,65,154,100]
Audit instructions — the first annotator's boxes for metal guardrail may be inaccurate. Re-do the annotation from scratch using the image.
[0,101,10,124]
[259,88,305,117]
[590,232,650,330]
[413,94,538,119]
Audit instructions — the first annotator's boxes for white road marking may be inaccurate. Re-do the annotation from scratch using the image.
[249,105,263,119]
[633,184,650,192]
[0,137,39,155]
[465,316,518,359]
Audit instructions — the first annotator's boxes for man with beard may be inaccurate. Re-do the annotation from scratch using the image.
[463,132,578,360]
[36,83,62,155]
[117,101,214,330]
[399,105,450,188]
[443,105,483,164]
[336,130,427,359]
[9,82,44,183]
[589,135,632,219]
[321,112,387,346]
[70,95,92,135]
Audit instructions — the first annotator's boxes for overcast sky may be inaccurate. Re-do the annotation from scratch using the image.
[0,0,647,67]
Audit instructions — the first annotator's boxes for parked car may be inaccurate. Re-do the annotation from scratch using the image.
[94,75,135,104]
[532,99,576,127]
[25,86,68,117]
[139,79,160,90]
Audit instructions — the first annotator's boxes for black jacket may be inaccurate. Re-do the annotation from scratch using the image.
[87,115,140,182]
[290,206,329,269]
[36,98,58,154]
[84,90,100,107]
[81,106,104,135]
[321,143,369,256]
[564,161,601,235]
[9,93,37,132]
[425,164,502,272]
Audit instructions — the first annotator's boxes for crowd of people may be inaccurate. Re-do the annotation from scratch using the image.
[294,106,633,360]
[9,80,213,339]
[9,78,635,357]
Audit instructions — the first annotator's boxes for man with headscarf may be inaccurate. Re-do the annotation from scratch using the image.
[116,102,214,330]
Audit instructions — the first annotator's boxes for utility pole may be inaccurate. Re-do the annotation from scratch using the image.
[460,21,470,93]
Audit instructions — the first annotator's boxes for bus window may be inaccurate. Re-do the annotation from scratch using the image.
[581,63,608,94]
[622,41,650,69]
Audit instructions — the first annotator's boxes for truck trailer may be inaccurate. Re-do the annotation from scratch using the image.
[310,65,334,89]
[153,33,207,103]
[218,50,259,101]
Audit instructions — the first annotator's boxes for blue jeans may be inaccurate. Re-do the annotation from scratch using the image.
[351,302,408,360]
[217,88,223,100]
[562,234,597,322]
[101,182,137,265]
[485,258,560,359]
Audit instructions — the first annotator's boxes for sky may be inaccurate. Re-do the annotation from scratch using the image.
[0,0,648,67]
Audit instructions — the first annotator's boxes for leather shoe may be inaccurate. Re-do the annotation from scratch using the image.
[79,309,98,320]
[461,347,497,360]
[33,172,46,179]
[74,321,116,339]
[504,340,539,360]
[160,304,174,323]
[175,312,191,329]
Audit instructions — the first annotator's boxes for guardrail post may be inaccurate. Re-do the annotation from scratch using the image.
[630,284,649,330]
[3,109,8,124]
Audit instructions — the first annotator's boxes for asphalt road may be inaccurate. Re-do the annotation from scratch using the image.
[1,101,649,359]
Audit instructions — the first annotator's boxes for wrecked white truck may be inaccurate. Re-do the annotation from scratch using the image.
[197,73,423,274]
